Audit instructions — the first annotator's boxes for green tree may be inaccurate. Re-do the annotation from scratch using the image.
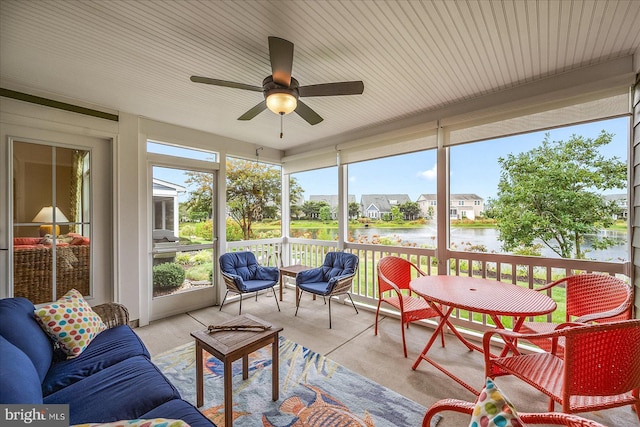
[348,202,360,219]
[390,205,403,222]
[301,200,328,220]
[487,131,626,259]
[319,205,332,222]
[399,201,421,220]
[226,159,281,239]
[184,171,214,221]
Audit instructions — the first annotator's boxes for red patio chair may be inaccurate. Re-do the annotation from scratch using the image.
[423,398,608,426]
[375,256,443,357]
[483,319,640,420]
[519,273,633,354]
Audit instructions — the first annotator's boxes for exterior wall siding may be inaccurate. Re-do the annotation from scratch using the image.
[633,73,640,318]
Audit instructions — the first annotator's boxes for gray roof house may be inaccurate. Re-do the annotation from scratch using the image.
[361,194,411,219]
[309,194,357,219]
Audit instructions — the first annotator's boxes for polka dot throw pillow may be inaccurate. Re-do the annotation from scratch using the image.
[469,378,524,427]
[34,289,106,358]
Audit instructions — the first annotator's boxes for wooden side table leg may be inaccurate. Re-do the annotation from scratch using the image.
[279,272,284,301]
[195,341,204,408]
[272,334,279,401]
[224,359,233,427]
[242,354,249,380]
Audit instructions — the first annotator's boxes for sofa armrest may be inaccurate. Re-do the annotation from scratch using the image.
[93,302,129,328]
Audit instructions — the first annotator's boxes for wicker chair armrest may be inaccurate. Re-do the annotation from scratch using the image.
[574,301,632,323]
[93,302,129,328]
[221,271,242,293]
[330,273,356,295]
[534,276,569,293]
[423,398,607,427]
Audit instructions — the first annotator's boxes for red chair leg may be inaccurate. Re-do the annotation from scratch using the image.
[401,317,408,358]
[375,300,382,336]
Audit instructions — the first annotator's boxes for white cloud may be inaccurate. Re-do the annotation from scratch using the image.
[418,164,437,180]
[349,176,357,182]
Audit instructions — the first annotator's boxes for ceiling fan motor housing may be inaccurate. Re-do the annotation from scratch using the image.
[262,75,299,100]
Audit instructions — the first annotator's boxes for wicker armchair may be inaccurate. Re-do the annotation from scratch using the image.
[92,302,130,328]
[483,319,640,420]
[375,256,443,357]
[295,252,359,328]
[423,398,608,427]
[519,273,632,354]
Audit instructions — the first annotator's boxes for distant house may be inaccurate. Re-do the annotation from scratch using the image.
[360,194,411,219]
[152,178,186,236]
[603,194,628,219]
[309,194,357,219]
[417,193,484,220]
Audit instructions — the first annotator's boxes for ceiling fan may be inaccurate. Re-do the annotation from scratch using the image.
[190,36,364,135]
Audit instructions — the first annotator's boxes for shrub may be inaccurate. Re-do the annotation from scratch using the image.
[152,263,185,289]
[185,263,213,281]
[192,250,213,265]
[175,253,192,265]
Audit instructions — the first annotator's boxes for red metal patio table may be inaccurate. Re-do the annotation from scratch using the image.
[410,275,556,395]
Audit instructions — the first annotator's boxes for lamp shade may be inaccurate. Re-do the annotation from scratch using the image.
[32,206,69,223]
[266,92,297,115]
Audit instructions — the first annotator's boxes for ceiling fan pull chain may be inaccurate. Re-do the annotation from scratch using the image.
[280,112,284,139]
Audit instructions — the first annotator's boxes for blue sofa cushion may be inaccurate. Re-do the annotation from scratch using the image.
[0,335,43,404]
[140,399,217,427]
[44,356,180,425]
[0,297,53,381]
[42,325,151,396]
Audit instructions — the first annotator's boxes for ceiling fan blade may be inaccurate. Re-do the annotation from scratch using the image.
[268,36,293,87]
[295,100,323,125]
[238,101,267,121]
[298,81,365,97]
[190,76,262,92]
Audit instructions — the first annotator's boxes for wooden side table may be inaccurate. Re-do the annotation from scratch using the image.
[190,314,283,427]
[278,264,312,303]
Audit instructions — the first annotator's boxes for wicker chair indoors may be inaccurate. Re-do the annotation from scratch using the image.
[295,251,359,328]
[218,251,280,314]
[519,273,633,354]
[483,319,640,420]
[423,398,608,427]
[375,256,444,357]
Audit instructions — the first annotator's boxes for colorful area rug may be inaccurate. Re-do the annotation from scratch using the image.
[153,337,431,427]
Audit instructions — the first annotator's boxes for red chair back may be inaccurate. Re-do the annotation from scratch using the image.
[563,319,640,397]
[564,274,632,322]
[377,256,414,295]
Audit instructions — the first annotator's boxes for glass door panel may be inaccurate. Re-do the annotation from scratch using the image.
[12,141,91,304]
[151,166,215,298]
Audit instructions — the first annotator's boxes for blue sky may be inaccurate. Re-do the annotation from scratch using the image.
[294,116,629,202]
[150,116,629,204]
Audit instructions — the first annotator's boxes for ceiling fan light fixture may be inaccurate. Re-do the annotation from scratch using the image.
[266,91,297,115]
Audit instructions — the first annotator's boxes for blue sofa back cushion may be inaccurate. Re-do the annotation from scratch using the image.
[321,252,358,280]
[44,356,180,425]
[219,252,259,281]
[42,324,151,396]
[0,297,53,381]
[0,335,43,403]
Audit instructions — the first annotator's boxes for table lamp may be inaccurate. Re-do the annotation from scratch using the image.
[32,206,69,237]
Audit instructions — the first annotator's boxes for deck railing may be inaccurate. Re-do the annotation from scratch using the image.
[226,238,629,335]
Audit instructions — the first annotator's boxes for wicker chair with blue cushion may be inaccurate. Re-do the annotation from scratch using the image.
[295,251,359,328]
[218,251,280,314]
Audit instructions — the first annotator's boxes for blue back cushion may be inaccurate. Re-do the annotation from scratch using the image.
[220,252,259,281]
[0,297,53,381]
[0,335,43,403]
[321,252,358,280]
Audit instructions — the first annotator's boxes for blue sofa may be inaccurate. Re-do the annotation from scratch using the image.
[0,297,215,426]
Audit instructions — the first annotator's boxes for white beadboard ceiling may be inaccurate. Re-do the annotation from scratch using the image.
[1,0,639,152]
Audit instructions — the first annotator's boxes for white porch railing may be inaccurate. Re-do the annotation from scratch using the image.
[225,238,629,335]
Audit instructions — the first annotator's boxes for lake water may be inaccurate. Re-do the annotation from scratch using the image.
[292,226,629,262]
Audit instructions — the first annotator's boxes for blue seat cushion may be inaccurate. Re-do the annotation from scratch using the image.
[42,325,150,396]
[0,297,53,381]
[0,335,43,404]
[140,399,216,427]
[297,281,332,296]
[243,279,278,293]
[44,356,180,425]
